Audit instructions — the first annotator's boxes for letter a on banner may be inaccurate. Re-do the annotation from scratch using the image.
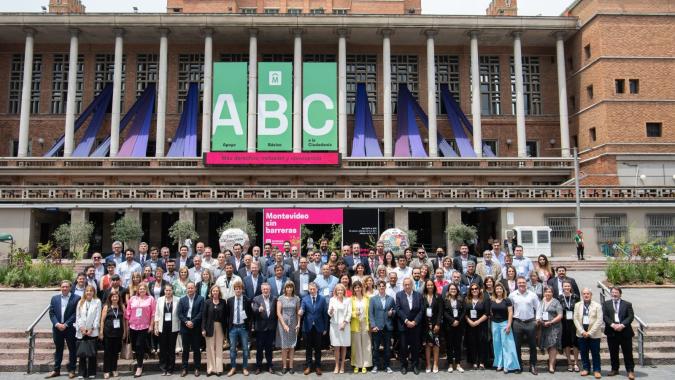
[212,62,248,151]
[302,63,338,151]
[257,62,293,151]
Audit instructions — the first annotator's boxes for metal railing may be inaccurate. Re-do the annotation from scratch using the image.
[25,305,50,374]
[597,281,648,367]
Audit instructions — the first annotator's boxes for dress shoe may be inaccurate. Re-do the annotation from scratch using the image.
[194,369,200,377]
[254,369,261,375]
[413,367,420,375]
[68,373,76,379]
[608,370,619,377]
[594,372,602,379]
[316,368,322,376]
[181,369,188,377]
[628,372,636,380]
[304,368,312,375]
[401,367,407,375]
[268,368,275,375]
[45,371,60,379]
[530,366,538,375]
[227,368,236,377]
[242,369,249,376]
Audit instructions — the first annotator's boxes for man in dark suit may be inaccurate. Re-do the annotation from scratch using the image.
[291,257,317,298]
[238,254,253,279]
[251,283,277,374]
[452,244,477,274]
[268,265,288,298]
[228,243,246,273]
[100,274,127,304]
[284,246,301,273]
[226,279,253,377]
[602,287,635,380]
[395,277,424,374]
[548,266,581,297]
[369,280,396,373]
[343,243,371,276]
[176,245,194,271]
[134,242,150,266]
[177,282,204,377]
[243,261,263,300]
[300,282,328,375]
[266,252,291,279]
[46,280,81,379]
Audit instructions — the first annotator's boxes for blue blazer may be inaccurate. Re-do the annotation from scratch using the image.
[267,276,288,298]
[343,255,371,275]
[300,294,328,333]
[177,295,204,334]
[243,275,263,300]
[395,290,424,330]
[369,293,396,331]
[49,293,81,331]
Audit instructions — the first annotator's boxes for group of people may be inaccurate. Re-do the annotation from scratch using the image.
[46,238,637,379]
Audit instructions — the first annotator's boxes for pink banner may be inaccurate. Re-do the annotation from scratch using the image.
[204,152,340,166]
[263,208,343,250]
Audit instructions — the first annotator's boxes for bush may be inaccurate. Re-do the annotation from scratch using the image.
[0,262,74,288]
[606,257,675,285]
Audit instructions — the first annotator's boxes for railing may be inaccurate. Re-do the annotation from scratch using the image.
[597,281,648,367]
[25,304,50,374]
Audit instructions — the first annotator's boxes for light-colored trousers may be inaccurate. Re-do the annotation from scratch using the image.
[492,320,520,371]
[205,322,224,374]
[351,321,372,368]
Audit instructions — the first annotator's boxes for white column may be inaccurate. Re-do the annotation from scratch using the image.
[63,29,79,158]
[426,30,438,158]
[556,32,571,158]
[292,29,303,153]
[155,28,169,157]
[338,29,348,156]
[247,29,258,153]
[17,29,35,158]
[469,31,483,158]
[110,29,124,157]
[382,29,393,157]
[513,32,527,158]
[201,28,213,155]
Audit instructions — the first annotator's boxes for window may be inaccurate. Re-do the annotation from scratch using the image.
[483,140,498,156]
[595,214,628,242]
[172,8,182,12]
[520,230,533,244]
[219,53,249,62]
[333,9,348,15]
[615,79,625,94]
[589,127,597,142]
[178,53,204,112]
[647,214,675,242]
[261,54,293,62]
[94,54,125,108]
[586,85,594,99]
[346,54,377,114]
[629,79,639,94]
[569,95,576,113]
[545,215,576,243]
[646,122,662,137]
[391,55,419,113]
[584,44,591,60]
[309,8,325,14]
[435,55,460,114]
[567,56,574,71]
[50,53,84,114]
[287,8,302,15]
[8,54,42,114]
[241,8,256,14]
[136,54,158,99]
[510,56,542,115]
[537,230,550,244]
[526,140,539,157]
[304,54,336,62]
[478,56,501,115]
[263,8,279,14]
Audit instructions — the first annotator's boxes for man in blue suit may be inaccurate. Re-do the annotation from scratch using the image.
[342,243,371,276]
[243,261,263,300]
[396,277,424,375]
[177,282,204,377]
[300,282,328,375]
[369,280,396,374]
[46,280,81,379]
[267,264,288,298]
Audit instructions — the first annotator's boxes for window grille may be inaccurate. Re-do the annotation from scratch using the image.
[391,55,419,113]
[9,54,42,114]
[346,54,377,114]
[51,53,84,114]
[545,215,575,243]
[479,56,500,115]
[136,54,158,99]
[435,55,460,114]
[647,214,675,241]
[178,53,204,112]
[94,54,125,108]
[595,214,628,243]
[510,56,542,115]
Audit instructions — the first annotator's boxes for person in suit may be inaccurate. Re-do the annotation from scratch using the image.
[603,287,635,380]
[267,251,292,278]
[100,274,127,304]
[460,261,483,289]
[228,243,247,273]
[201,284,227,376]
[574,288,604,379]
[251,283,278,374]
[548,266,581,298]
[105,241,124,264]
[226,279,253,377]
[243,261,263,300]
[177,282,204,377]
[299,282,329,375]
[291,257,317,298]
[46,280,81,379]
[74,285,101,379]
[148,267,169,300]
[143,246,165,273]
[350,281,372,373]
[134,242,150,267]
[396,277,424,374]
[237,254,254,279]
[421,279,443,373]
[452,244,477,274]
[268,264,288,298]
[284,246,301,273]
[442,283,465,373]
[343,243,371,276]
[369,280,395,374]
[176,245,194,271]
[153,284,180,376]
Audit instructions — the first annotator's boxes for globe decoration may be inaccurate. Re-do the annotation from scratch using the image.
[219,228,250,253]
[379,228,410,256]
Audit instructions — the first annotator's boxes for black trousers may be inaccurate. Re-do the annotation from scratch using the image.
[399,326,421,369]
[103,336,122,373]
[513,319,537,368]
[256,330,275,370]
[372,329,392,369]
[444,326,463,363]
[181,329,202,370]
[304,327,323,369]
[77,336,97,378]
[608,334,635,372]
[129,328,149,369]
[465,323,488,365]
[159,331,179,373]
[52,327,77,373]
[577,245,585,259]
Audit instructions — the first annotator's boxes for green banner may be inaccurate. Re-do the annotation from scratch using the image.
[212,62,248,152]
[302,63,338,151]
[257,62,293,151]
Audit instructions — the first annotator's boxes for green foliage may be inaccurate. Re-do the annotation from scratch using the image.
[217,217,257,243]
[605,238,675,285]
[446,224,478,247]
[328,224,342,252]
[52,221,94,261]
[168,220,200,246]
[111,216,144,247]
[403,229,417,249]
[0,243,75,288]
[300,225,314,253]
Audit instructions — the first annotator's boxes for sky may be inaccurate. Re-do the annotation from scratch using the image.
[3,0,575,16]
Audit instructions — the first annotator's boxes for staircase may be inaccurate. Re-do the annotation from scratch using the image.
[549,257,609,272]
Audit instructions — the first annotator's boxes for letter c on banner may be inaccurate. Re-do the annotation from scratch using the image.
[212,94,244,135]
[257,94,289,136]
[303,94,335,136]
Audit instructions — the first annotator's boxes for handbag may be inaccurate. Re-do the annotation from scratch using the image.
[121,338,133,360]
[76,338,97,358]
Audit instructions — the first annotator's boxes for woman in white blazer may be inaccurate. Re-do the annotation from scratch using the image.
[75,285,101,379]
[154,283,181,376]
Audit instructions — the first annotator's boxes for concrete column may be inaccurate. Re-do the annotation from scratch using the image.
[17,29,35,158]
[513,32,527,158]
[426,30,438,157]
[201,28,213,155]
[70,208,89,225]
[469,31,482,158]
[155,28,169,157]
[233,208,248,224]
[179,208,195,225]
[394,208,408,232]
[337,29,348,156]
[110,29,124,157]
[382,29,393,157]
[63,29,79,158]
[446,208,462,254]
[556,32,571,158]
[292,29,303,153]
[247,29,258,153]
[124,208,141,249]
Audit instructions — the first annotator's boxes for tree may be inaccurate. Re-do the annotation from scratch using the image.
[110,216,144,248]
[52,221,94,261]
[445,224,478,253]
[168,220,199,247]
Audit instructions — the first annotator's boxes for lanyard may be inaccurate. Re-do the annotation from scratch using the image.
[563,295,572,310]
[112,307,119,319]
[165,300,172,313]
[583,303,590,315]
[472,300,478,310]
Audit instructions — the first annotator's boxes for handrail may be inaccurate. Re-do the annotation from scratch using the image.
[597,281,648,367]
[25,304,50,374]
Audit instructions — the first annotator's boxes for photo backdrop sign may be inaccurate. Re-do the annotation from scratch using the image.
[257,62,293,151]
[343,209,380,256]
[263,208,343,250]
[211,62,248,151]
[302,63,338,151]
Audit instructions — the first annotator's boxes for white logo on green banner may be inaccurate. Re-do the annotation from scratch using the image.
[258,63,292,151]
[212,62,248,151]
[303,63,338,151]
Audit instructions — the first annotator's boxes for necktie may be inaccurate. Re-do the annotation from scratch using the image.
[236,298,241,324]
[312,296,316,306]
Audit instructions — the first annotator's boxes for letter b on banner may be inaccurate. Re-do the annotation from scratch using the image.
[258,62,292,151]
[303,63,337,151]
[212,62,248,151]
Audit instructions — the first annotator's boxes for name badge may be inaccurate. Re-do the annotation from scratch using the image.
[582,315,590,325]
[542,311,549,321]
[323,288,330,296]
[135,308,143,318]
[426,307,433,318]
[453,309,458,318]
[113,319,121,329]
[164,313,172,322]
[470,309,478,319]
[566,310,573,320]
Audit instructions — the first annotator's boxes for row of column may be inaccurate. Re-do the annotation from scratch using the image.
[15,28,571,159]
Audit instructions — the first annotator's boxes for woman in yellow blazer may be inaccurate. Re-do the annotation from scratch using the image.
[573,288,604,379]
[350,280,372,373]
